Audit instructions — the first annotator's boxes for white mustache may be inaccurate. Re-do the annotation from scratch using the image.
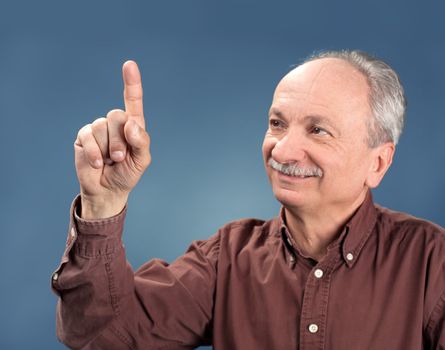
[268,158,323,178]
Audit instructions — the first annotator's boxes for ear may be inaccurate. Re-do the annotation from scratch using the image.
[365,142,395,188]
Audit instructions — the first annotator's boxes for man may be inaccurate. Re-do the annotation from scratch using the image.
[52,50,445,349]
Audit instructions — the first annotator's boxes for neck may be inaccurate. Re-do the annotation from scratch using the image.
[284,191,368,261]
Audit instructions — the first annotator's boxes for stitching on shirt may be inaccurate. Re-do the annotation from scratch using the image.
[377,214,445,241]
[391,222,444,236]
[210,237,221,266]
[318,253,339,350]
[108,269,145,350]
[109,322,135,350]
[73,194,127,226]
[198,234,221,262]
[350,215,377,261]
[77,216,124,226]
[179,234,221,322]
[75,243,121,258]
[222,219,275,243]
[376,205,445,232]
[425,286,445,333]
[104,258,121,317]
[225,219,266,229]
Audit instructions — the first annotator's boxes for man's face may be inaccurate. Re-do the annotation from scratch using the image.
[262,58,384,213]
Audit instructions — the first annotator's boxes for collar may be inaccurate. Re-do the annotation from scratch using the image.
[340,190,378,267]
[278,190,378,267]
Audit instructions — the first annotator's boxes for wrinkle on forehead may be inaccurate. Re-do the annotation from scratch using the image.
[274,58,371,115]
[284,58,367,88]
[307,64,328,96]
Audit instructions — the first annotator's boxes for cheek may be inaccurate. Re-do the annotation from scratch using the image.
[310,150,347,184]
[325,153,371,189]
[262,136,275,161]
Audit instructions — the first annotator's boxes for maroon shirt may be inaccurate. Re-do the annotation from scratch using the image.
[52,191,445,349]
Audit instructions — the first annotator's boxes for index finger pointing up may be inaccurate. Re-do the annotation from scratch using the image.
[123,60,145,129]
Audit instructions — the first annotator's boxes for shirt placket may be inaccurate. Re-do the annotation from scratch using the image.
[299,253,337,350]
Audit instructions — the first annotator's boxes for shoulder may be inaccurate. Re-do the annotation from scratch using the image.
[375,205,444,235]
[216,217,282,254]
[218,216,280,237]
[188,217,280,257]
[374,206,445,314]
[374,204,445,258]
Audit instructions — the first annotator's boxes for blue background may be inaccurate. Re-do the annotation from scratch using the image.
[1,0,444,348]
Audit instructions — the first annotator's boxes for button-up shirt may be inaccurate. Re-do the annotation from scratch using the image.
[52,191,445,349]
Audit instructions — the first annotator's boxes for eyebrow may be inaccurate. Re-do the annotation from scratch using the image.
[268,108,340,135]
[268,107,284,118]
[303,115,340,134]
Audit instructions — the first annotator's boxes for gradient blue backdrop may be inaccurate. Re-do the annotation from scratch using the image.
[1,0,444,348]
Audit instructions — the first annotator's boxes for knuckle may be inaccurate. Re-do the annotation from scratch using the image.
[77,124,92,139]
[124,93,143,102]
[134,154,151,173]
[106,109,127,123]
[85,147,101,161]
[109,140,126,152]
[143,154,152,168]
[145,132,151,146]
[91,117,107,130]
[136,129,149,146]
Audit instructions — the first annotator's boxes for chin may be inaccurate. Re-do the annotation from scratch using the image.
[272,187,311,210]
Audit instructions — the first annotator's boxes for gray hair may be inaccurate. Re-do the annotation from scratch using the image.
[303,50,406,147]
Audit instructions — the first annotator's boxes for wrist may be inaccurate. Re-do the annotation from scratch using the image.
[80,192,128,220]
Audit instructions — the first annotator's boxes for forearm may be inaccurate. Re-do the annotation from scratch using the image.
[52,195,218,349]
[52,195,131,348]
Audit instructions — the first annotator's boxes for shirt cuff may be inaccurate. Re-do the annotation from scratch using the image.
[51,194,128,295]
[72,194,127,258]
[73,194,127,235]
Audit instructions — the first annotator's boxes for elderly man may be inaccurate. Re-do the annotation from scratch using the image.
[52,50,445,349]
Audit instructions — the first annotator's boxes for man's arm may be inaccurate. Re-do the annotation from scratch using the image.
[52,195,219,349]
[424,286,445,348]
[73,60,150,220]
[52,62,217,349]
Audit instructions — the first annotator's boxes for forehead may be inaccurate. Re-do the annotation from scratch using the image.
[271,58,371,122]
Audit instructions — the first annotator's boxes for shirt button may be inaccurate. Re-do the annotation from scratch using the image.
[286,237,293,247]
[308,324,319,333]
[346,253,354,261]
[52,272,59,281]
[314,269,324,278]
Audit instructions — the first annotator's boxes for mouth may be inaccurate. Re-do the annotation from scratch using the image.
[274,169,317,181]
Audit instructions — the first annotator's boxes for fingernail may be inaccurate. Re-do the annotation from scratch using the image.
[94,159,102,168]
[112,151,124,160]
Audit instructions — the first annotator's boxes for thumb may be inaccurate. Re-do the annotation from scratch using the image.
[124,119,151,166]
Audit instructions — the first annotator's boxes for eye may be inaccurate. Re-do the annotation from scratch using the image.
[311,126,329,136]
[269,119,284,129]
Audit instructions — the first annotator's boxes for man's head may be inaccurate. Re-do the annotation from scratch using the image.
[306,51,406,147]
[262,50,406,213]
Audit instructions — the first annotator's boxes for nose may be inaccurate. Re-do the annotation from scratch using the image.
[270,131,307,164]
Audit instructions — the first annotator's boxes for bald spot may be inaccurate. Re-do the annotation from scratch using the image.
[278,58,370,112]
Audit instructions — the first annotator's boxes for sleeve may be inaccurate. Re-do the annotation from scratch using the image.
[423,233,445,350]
[424,289,445,349]
[51,195,220,350]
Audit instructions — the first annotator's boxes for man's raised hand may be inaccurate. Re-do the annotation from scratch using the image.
[74,61,151,219]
